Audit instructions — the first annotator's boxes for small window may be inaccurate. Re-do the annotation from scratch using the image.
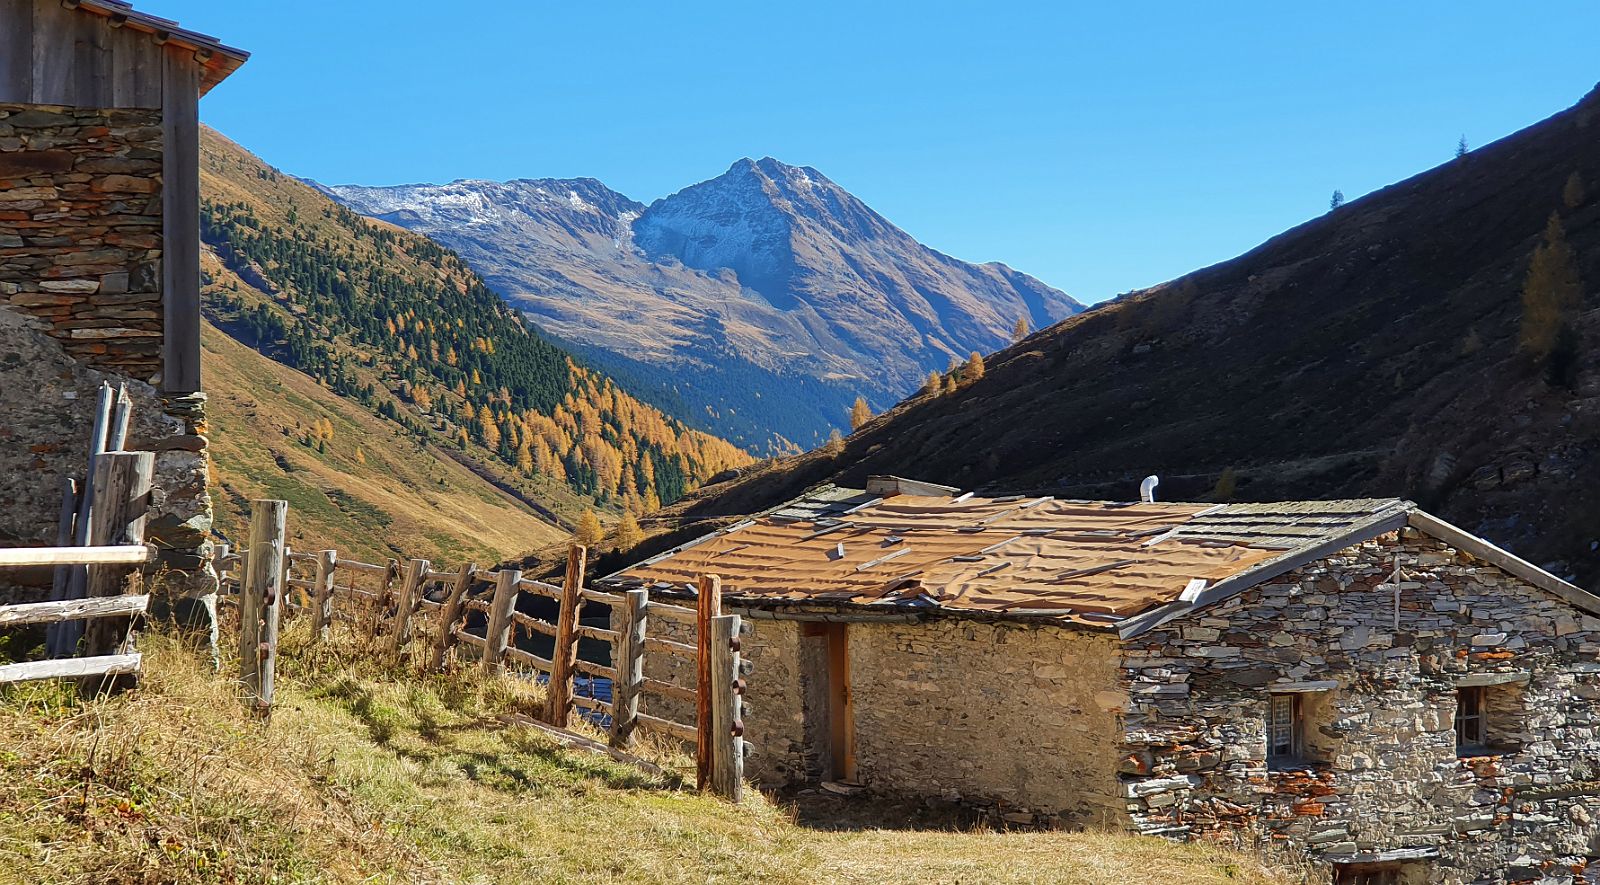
[1335,861,1425,885]
[1266,693,1302,767]
[1455,686,1486,753]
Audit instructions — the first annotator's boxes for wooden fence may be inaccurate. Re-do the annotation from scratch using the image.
[0,449,155,687]
[219,499,747,799]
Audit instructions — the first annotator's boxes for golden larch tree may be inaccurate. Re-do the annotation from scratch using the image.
[1520,212,1582,360]
[965,351,986,381]
[615,511,644,551]
[849,396,873,431]
[574,509,604,549]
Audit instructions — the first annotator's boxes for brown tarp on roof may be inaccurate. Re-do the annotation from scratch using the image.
[604,488,1410,627]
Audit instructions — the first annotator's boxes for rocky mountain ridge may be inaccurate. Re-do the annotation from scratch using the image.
[326,158,1081,453]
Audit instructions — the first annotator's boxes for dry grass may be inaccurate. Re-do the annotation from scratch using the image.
[0,625,1292,884]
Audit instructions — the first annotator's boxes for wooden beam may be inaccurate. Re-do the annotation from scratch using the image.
[481,568,520,675]
[0,545,153,568]
[499,713,669,779]
[0,594,149,628]
[386,558,430,657]
[544,544,587,728]
[0,653,141,685]
[431,562,476,670]
[81,451,153,666]
[309,549,337,641]
[239,500,287,715]
[609,588,647,749]
[161,45,201,392]
[708,613,744,801]
[695,573,722,791]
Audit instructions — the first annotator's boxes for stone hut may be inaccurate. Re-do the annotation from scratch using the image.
[600,476,1600,884]
[0,1,247,631]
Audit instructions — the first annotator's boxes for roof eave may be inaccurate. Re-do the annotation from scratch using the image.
[1405,509,1600,616]
[73,0,250,94]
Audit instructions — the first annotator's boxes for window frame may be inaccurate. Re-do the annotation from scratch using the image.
[1266,692,1304,768]
[1455,685,1487,755]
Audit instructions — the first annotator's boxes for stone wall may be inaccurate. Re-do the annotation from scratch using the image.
[0,104,163,380]
[1118,528,1600,883]
[847,618,1126,824]
[646,606,1130,823]
[0,102,215,622]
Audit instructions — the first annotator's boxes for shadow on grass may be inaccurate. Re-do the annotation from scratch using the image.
[307,674,680,797]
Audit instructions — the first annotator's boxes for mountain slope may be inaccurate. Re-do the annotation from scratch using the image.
[326,159,1082,452]
[609,85,1600,588]
[199,128,752,535]
[202,312,564,565]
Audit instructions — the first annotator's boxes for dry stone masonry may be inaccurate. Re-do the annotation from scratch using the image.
[0,104,164,380]
[1119,529,1600,883]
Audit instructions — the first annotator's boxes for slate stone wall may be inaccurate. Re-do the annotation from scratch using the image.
[1119,529,1600,883]
[0,102,216,623]
[0,104,164,379]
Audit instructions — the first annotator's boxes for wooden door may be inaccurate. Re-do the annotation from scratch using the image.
[825,623,856,782]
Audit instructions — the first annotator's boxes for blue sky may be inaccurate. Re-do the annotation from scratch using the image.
[170,0,1598,303]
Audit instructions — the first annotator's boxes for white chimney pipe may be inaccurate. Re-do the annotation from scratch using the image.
[1140,475,1160,503]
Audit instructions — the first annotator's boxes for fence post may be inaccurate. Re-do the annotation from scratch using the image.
[609,588,647,748]
[239,500,288,715]
[482,568,520,675]
[79,452,154,691]
[387,558,430,657]
[310,549,337,641]
[432,562,476,670]
[695,573,722,790]
[709,613,744,801]
[545,544,587,728]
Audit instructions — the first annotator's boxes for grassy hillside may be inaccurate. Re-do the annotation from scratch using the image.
[0,630,1288,884]
[604,84,1600,587]
[203,314,564,565]
[198,128,751,534]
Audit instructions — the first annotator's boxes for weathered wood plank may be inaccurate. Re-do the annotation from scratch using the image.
[636,712,698,743]
[239,500,287,715]
[0,594,149,628]
[0,545,153,568]
[646,601,698,625]
[642,676,697,704]
[572,694,613,716]
[644,635,697,657]
[430,562,475,670]
[709,614,744,801]
[543,545,586,728]
[481,568,520,675]
[578,587,623,606]
[81,452,153,664]
[516,578,562,600]
[160,45,202,392]
[0,653,141,685]
[500,713,669,778]
[696,574,721,790]
[511,610,557,637]
[574,624,618,644]
[310,549,337,641]
[572,658,616,681]
[386,558,429,656]
[609,589,647,748]
[503,645,553,673]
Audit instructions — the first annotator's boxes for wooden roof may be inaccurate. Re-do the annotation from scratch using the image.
[601,485,1419,629]
[67,0,250,94]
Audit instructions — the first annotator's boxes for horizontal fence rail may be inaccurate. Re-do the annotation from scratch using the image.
[219,500,746,801]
